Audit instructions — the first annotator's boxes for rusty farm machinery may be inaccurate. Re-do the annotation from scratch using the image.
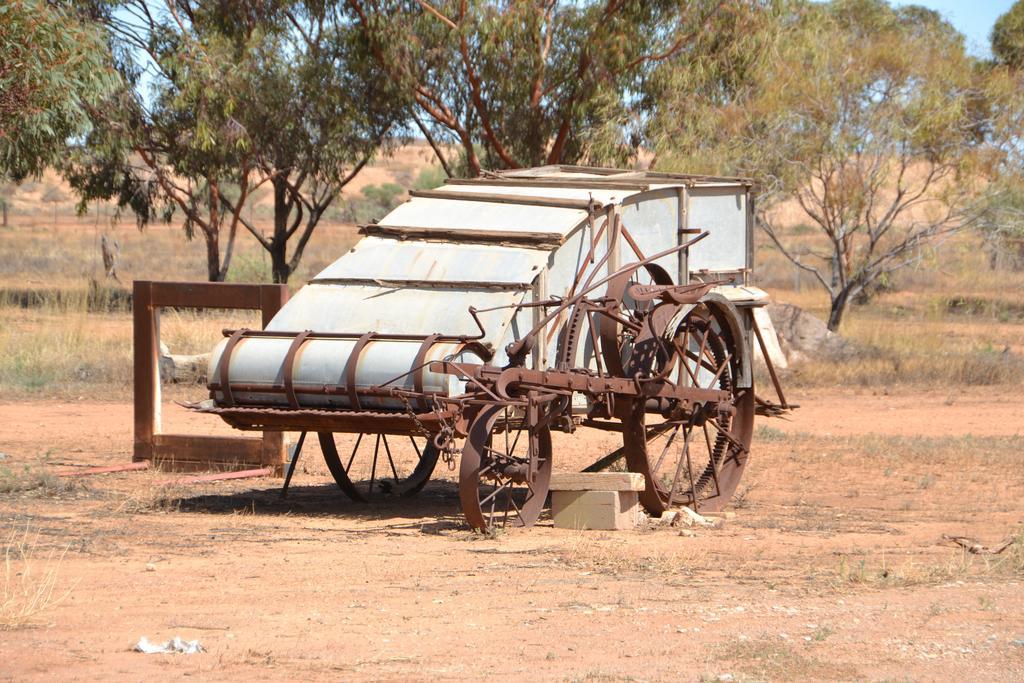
[189,166,791,531]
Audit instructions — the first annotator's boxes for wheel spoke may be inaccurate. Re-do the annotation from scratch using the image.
[683,428,698,510]
[704,415,747,455]
[368,433,380,495]
[508,492,525,526]
[696,326,710,378]
[509,427,523,457]
[346,432,363,472]
[479,480,509,507]
[652,426,680,477]
[381,434,399,481]
[683,348,718,379]
[709,352,732,385]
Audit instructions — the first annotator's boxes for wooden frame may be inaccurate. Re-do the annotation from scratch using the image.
[133,281,290,473]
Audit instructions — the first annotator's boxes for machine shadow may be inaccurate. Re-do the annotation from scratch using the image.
[173,479,472,532]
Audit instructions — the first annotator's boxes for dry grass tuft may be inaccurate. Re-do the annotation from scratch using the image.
[113,480,185,515]
[992,526,1024,577]
[715,636,857,681]
[559,531,710,576]
[1,527,74,630]
[831,528,1023,590]
[0,463,60,495]
[0,459,81,497]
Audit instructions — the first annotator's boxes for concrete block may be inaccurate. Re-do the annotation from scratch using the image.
[549,472,645,491]
[551,489,639,530]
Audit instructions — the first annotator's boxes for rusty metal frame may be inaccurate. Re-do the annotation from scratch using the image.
[133,281,290,473]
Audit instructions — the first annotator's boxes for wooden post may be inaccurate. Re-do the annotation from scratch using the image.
[132,281,290,473]
[132,281,156,462]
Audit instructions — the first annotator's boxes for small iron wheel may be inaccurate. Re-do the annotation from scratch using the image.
[620,303,754,515]
[598,262,674,377]
[459,405,552,532]
[319,432,440,503]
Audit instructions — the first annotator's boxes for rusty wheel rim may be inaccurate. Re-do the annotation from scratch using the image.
[459,405,552,532]
[319,432,440,503]
[622,304,754,515]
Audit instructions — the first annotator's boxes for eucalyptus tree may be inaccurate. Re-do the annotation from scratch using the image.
[345,0,760,175]
[992,0,1024,69]
[0,0,117,181]
[70,1,403,282]
[651,0,987,331]
[978,6,1024,271]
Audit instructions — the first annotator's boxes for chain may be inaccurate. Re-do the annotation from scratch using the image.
[398,393,459,470]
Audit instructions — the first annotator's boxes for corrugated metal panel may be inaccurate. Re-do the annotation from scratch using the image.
[267,283,526,339]
[380,197,588,236]
[313,237,548,286]
[434,183,631,205]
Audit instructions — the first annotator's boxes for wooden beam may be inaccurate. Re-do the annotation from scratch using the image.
[152,434,266,465]
[148,281,266,309]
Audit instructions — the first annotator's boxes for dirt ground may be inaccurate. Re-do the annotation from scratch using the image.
[1,387,1022,681]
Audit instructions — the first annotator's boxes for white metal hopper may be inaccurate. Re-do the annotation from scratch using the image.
[207,166,756,410]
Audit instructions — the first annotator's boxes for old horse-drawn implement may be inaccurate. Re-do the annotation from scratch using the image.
[190,166,789,531]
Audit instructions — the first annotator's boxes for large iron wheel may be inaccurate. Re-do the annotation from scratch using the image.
[459,405,552,532]
[620,303,754,515]
[318,432,440,502]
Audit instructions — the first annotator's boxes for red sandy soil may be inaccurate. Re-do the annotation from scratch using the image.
[0,387,1022,681]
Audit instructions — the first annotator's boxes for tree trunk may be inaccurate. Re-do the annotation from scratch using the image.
[827,287,851,332]
[204,229,222,282]
[271,179,291,283]
[2,201,7,227]
[271,240,289,283]
[219,219,239,281]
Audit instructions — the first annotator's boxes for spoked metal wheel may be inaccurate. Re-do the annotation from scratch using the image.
[318,432,440,502]
[459,405,552,532]
[621,303,754,515]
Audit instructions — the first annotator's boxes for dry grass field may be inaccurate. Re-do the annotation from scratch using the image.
[0,152,1022,680]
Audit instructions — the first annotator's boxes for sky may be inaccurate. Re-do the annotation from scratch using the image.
[886,0,1016,56]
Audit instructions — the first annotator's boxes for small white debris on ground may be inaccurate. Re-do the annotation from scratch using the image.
[134,636,205,654]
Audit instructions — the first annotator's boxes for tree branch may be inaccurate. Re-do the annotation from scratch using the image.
[414,0,458,29]
[413,114,454,177]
